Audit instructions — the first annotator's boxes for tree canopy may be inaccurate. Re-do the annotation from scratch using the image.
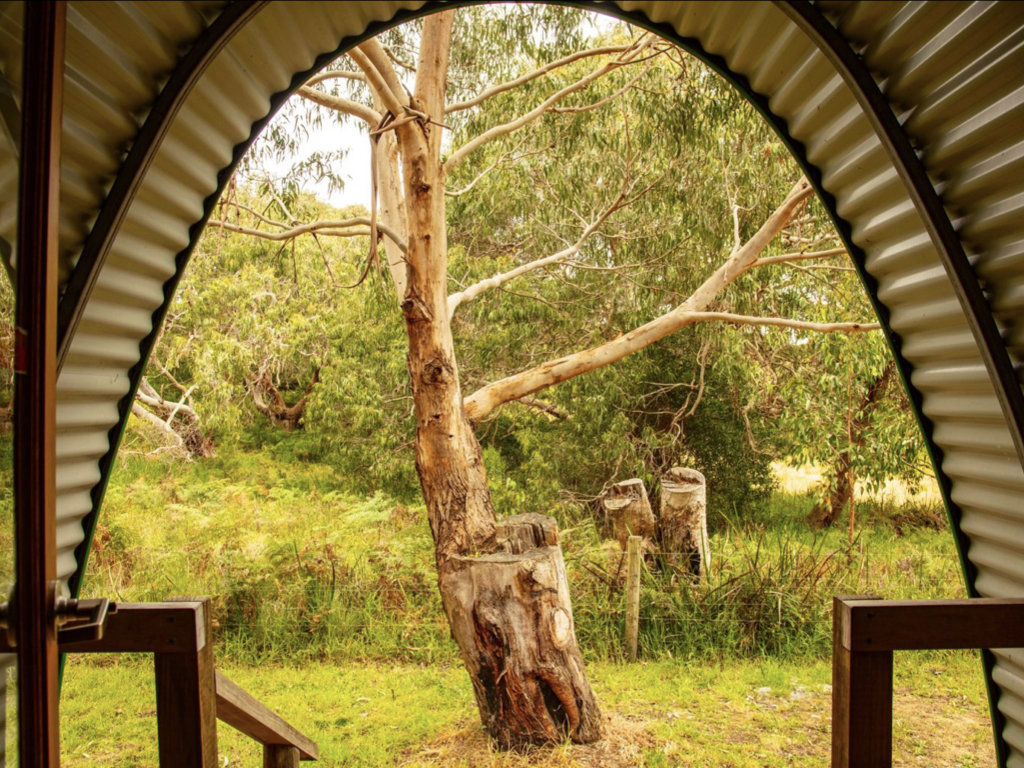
[126,8,922,530]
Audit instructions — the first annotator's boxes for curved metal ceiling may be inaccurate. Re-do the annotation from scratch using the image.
[1,1,1022,763]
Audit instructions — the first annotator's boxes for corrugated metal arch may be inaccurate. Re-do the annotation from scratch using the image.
[4,1,1020,763]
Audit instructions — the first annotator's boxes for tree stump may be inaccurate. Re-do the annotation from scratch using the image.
[601,479,657,551]
[660,467,710,578]
[441,514,603,748]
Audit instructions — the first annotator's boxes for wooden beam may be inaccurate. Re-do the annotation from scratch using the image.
[59,602,208,654]
[216,672,319,760]
[838,598,1024,652]
[831,596,893,768]
[154,597,218,767]
[14,2,65,766]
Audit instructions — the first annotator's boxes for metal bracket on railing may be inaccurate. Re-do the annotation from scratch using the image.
[51,582,115,644]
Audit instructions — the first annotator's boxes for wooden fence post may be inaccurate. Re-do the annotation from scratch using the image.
[1,659,7,766]
[625,535,641,661]
[832,595,892,768]
[154,597,218,767]
[264,745,300,767]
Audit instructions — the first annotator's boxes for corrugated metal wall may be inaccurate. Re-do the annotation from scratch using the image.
[0,0,1021,762]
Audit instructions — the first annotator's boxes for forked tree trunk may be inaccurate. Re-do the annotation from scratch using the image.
[601,478,656,550]
[807,362,894,530]
[444,514,602,747]
[659,467,709,578]
[808,451,852,529]
[396,12,601,746]
[250,369,319,431]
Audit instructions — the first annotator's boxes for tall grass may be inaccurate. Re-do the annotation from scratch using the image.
[82,446,965,666]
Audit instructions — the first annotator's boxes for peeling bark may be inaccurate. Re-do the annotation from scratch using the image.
[442,514,602,748]
[659,467,710,579]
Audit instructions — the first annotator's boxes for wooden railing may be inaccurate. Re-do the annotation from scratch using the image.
[59,597,318,767]
[831,595,1024,768]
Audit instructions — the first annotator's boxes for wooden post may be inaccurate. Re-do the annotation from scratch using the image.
[625,535,641,662]
[154,597,218,767]
[263,745,300,768]
[14,3,65,766]
[1,660,7,765]
[831,596,892,768]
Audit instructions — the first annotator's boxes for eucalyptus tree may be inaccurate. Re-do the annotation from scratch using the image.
[209,6,883,746]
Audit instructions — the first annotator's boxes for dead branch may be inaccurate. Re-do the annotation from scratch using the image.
[206,217,407,252]
[516,396,570,420]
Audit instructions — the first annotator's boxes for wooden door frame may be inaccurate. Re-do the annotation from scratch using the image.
[14,1,65,764]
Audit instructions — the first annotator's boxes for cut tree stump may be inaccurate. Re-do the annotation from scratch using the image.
[601,479,657,551]
[442,513,603,748]
[660,467,710,579]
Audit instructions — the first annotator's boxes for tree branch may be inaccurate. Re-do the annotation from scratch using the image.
[445,43,635,114]
[516,396,570,420]
[749,246,848,269]
[349,41,408,116]
[462,179,815,422]
[447,189,628,318]
[443,36,653,174]
[297,86,381,125]
[206,217,407,252]
[549,60,655,115]
[677,313,880,333]
[132,403,184,448]
[305,69,366,86]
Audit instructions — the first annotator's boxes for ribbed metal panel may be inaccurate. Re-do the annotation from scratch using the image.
[826,4,1024,764]
[0,0,1022,762]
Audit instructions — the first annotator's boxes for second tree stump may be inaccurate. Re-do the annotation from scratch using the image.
[660,467,710,578]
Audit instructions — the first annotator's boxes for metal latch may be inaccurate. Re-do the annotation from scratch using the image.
[0,595,13,648]
[52,582,115,644]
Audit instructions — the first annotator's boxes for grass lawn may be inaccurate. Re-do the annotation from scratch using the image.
[1,448,994,766]
[57,650,993,767]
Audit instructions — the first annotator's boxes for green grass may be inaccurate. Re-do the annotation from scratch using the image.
[78,445,967,668]
[56,651,993,767]
[0,441,990,764]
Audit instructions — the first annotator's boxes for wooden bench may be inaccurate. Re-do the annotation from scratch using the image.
[59,597,317,767]
[831,595,1024,768]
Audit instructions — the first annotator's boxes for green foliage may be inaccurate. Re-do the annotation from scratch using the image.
[85,444,960,668]
[138,5,927,542]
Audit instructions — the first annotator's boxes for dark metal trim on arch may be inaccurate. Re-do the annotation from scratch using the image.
[61,2,1011,762]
